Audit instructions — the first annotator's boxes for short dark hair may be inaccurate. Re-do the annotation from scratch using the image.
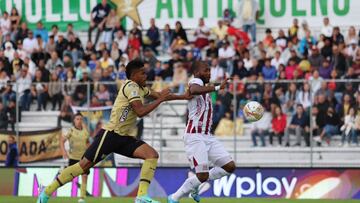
[126,60,144,78]
[191,61,207,74]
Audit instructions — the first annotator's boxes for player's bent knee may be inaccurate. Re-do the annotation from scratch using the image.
[223,161,236,173]
[196,172,209,183]
[79,158,94,173]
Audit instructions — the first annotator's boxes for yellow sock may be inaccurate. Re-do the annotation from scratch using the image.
[45,163,84,196]
[80,175,87,199]
[137,158,158,196]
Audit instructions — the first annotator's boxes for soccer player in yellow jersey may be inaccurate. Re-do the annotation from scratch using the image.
[60,113,89,203]
[37,60,192,203]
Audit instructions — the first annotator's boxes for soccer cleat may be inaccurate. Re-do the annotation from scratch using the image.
[167,195,179,203]
[190,187,201,203]
[78,198,86,203]
[135,195,160,203]
[36,190,50,203]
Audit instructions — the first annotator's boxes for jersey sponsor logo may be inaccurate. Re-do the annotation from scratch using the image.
[119,106,131,122]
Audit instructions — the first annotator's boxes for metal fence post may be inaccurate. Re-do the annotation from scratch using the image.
[15,81,19,153]
[309,80,314,167]
[232,79,237,163]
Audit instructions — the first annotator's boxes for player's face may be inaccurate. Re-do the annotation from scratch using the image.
[74,116,83,127]
[199,64,211,83]
[133,67,147,87]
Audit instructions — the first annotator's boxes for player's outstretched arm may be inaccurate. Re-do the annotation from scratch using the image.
[130,89,171,117]
[149,89,193,101]
[189,78,231,95]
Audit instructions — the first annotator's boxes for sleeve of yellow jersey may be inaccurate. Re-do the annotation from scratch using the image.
[124,83,142,103]
[63,128,72,139]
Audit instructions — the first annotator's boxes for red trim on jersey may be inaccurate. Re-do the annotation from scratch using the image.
[186,120,193,133]
[197,97,207,133]
[205,99,213,135]
[193,157,198,167]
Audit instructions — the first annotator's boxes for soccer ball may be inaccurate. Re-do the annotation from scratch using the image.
[243,101,264,122]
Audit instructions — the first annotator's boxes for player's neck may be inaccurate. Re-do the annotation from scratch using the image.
[74,125,82,130]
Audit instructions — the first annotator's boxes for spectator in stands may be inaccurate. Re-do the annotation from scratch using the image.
[206,40,219,59]
[288,18,299,40]
[172,21,188,44]
[345,26,358,46]
[340,107,356,146]
[263,28,274,48]
[321,38,333,59]
[100,68,116,96]
[88,0,110,46]
[171,62,187,93]
[34,21,48,43]
[336,93,354,119]
[99,50,114,69]
[162,24,173,54]
[299,30,316,55]
[59,95,73,124]
[210,58,224,81]
[114,30,128,53]
[4,42,15,63]
[315,106,341,145]
[212,20,228,41]
[332,44,348,76]
[285,83,298,113]
[318,58,333,79]
[22,31,38,57]
[31,70,48,111]
[49,25,59,41]
[321,17,333,38]
[309,46,323,69]
[103,9,119,49]
[194,18,210,49]
[128,33,141,59]
[37,59,50,82]
[332,26,345,45]
[56,34,68,58]
[238,0,259,43]
[0,12,11,36]
[16,66,32,111]
[232,60,248,79]
[48,73,62,110]
[218,40,235,74]
[5,135,18,167]
[2,82,15,107]
[275,29,288,50]
[143,48,158,69]
[285,104,310,147]
[95,84,110,103]
[262,58,276,80]
[145,18,160,55]
[271,51,284,71]
[270,106,287,146]
[74,72,93,106]
[295,82,311,110]
[15,22,29,42]
[64,32,83,65]
[251,112,271,147]
[76,60,91,81]
[0,102,8,130]
[297,20,309,40]
[9,7,20,33]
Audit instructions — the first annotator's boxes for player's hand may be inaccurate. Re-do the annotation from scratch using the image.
[159,88,171,102]
[220,77,232,90]
[183,90,193,100]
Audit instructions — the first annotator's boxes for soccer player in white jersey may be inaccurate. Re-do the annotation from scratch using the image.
[168,61,236,203]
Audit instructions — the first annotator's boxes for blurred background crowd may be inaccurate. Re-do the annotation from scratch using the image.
[0,0,360,147]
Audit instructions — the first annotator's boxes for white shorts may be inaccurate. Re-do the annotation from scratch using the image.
[183,133,233,173]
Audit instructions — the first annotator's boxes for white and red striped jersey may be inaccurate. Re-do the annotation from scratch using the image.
[186,78,213,135]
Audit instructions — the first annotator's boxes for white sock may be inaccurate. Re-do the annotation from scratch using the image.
[209,167,230,180]
[171,176,202,201]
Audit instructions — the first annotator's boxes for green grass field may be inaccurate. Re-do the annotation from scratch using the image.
[1,197,359,203]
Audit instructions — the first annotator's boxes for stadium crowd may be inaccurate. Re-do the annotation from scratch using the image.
[0,0,360,147]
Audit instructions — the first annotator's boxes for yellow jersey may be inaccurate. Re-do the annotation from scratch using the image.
[64,127,89,160]
[103,80,150,136]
